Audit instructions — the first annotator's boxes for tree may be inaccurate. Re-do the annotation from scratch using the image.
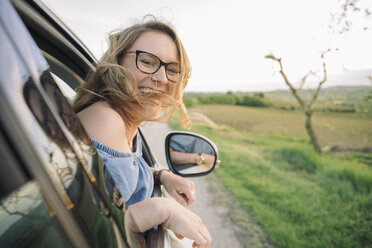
[264,0,371,153]
[265,50,331,153]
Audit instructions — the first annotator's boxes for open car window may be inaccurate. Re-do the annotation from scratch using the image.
[50,72,76,101]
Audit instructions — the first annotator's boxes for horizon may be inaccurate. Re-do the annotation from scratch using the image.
[184,67,372,93]
[185,84,372,94]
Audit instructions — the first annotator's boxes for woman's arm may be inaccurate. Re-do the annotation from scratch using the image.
[77,102,130,152]
[169,148,215,165]
[125,197,212,248]
[150,168,196,206]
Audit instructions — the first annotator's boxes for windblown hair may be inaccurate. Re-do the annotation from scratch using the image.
[71,16,191,127]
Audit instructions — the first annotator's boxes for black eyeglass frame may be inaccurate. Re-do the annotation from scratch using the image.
[123,50,181,83]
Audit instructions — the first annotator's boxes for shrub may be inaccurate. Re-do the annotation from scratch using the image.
[197,93,238,105]
[355,89,372,116]
[272,147,321,173]
[194,92,271,107]
[183,95,199,107]
[237,95,270,107]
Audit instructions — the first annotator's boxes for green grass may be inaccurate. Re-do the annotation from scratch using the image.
[170,106,372,248]
[193,105,372,148]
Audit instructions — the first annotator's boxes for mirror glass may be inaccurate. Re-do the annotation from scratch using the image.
[167,134,216,175]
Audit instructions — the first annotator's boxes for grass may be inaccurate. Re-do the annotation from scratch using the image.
[170,105,372,248]
[193,105,372,148]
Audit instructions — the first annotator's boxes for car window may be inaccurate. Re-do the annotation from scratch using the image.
[51,72,76,102]
[23,77,125,247]
[38,69,128,242]
[23,80,75,208]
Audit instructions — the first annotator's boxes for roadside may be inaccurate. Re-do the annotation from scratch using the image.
[205,173,274,248]
[141,122,272,248]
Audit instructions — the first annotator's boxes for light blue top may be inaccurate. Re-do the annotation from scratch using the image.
[170,134,214,154]
[91,134,154,206]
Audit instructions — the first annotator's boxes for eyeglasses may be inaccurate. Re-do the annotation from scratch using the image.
[123,50,180,83]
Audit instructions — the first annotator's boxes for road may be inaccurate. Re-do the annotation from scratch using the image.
[141,122,243,248]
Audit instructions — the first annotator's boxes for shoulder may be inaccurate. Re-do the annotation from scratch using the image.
[77,101,126,150]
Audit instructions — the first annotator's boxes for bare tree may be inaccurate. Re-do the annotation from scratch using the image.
[264,0,370,154]
[265,50,331,153]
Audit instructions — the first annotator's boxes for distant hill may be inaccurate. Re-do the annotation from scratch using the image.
[186,85,372,112]
[186,85,372,106]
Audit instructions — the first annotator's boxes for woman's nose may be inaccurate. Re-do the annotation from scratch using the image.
[151,65,168,84]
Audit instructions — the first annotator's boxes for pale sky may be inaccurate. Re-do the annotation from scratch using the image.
[44,0,372,92]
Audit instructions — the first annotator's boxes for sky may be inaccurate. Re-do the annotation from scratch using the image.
[44,0,372,92]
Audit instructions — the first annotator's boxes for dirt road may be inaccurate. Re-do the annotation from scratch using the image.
[141,122,246,248]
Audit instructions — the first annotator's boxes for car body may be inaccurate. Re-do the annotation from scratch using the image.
[0,0,219,247]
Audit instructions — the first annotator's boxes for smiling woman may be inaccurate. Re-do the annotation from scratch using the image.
[71,17,211,247]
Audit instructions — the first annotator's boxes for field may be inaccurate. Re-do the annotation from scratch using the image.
[170,105,372,248]
[193,105,372,149]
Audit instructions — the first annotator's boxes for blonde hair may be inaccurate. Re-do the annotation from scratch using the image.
[72,16,191,127]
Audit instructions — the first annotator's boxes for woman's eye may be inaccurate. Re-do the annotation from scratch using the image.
[167,65,180,75]
[140,59,155,66]
[167,68,177,75]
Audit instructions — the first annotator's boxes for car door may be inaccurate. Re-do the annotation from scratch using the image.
[4,0,169,247]
[1,0,129,247]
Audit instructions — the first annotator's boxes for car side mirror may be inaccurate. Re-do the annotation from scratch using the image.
[165,131,221,177]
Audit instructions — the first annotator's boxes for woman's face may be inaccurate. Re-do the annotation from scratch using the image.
[120,31,179,118]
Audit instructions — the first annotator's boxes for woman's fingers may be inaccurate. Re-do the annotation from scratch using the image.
[163,172,196,206]
[174,232,184,240]
[192,217,212,248]
[178,180,195,206]
[200,222,212,246]
[172,191,188,206]
[191,230,209,248]
[160,198,211,248]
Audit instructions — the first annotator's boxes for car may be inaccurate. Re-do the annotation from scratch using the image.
[0,0,220,247]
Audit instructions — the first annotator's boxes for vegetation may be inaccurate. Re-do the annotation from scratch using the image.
[170,105,372,248]
[356,87,372,117]
[193,105,372,149]
[264,85,372,108]
[183,91,271,108]
[185,85,372,113]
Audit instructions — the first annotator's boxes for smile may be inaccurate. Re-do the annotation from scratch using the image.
[138,87,164,94]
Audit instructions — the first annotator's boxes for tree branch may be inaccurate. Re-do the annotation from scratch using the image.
[299,70,316,90]
[308,49,330,108]
[265,54,305,109]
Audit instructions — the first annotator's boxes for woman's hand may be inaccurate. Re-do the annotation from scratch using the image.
[196,153,215,166]
[125,197,212,248]
[161,170,196,207]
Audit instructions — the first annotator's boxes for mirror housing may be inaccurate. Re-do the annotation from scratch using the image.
[165,131,221,177]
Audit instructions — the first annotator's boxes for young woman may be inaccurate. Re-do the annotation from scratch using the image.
[72,17,211,247]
